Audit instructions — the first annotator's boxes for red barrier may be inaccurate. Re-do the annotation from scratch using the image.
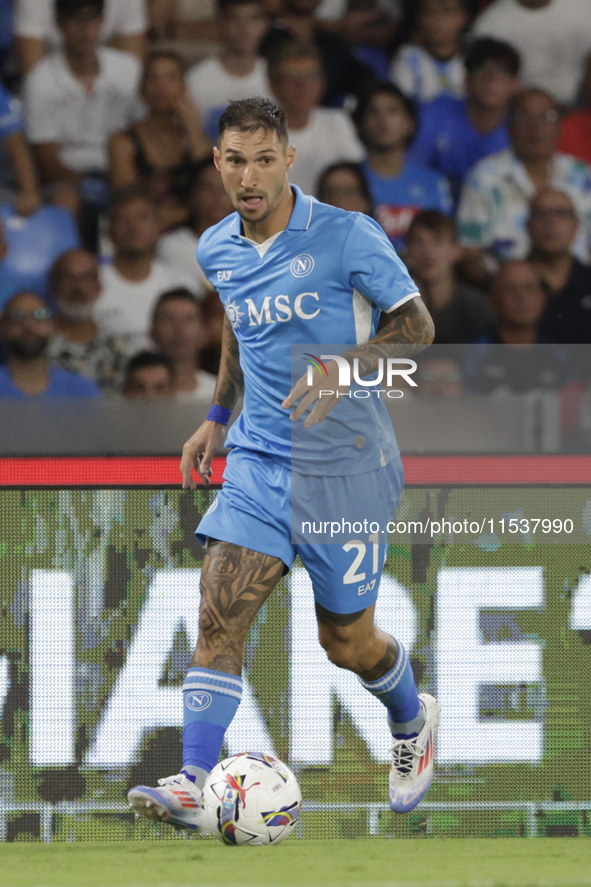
[1,455,590,486]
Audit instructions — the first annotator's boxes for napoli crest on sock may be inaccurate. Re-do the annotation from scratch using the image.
[186,691,213,712]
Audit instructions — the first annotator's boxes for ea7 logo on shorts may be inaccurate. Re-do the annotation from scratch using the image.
[290,254,315,278]
[186,691,213,712]
[217,270,233,282]
[358,578,377,596]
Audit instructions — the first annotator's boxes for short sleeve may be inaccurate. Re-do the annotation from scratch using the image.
[14,0,51,39]
[195,231,216,288]
[23,64,57,143]
[389,46,417,99]
[341,213,419,313]
[0,85,21,139]
[332,113,365,163]
[456,168,494,248]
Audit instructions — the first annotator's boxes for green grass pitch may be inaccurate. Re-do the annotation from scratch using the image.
[2,839,591,887]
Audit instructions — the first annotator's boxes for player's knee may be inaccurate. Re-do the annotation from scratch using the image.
[321,635,365,671]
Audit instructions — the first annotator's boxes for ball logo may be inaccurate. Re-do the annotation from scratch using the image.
[290,254,315,278]
[186,691,213,712]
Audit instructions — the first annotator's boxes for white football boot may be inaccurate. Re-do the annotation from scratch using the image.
[128,773,205,831]
[389,693,440,813]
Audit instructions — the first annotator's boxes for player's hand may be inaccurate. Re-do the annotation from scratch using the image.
[180,421,225,489]
[282,360,349,428]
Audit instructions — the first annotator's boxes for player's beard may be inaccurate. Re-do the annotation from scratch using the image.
[236,180,285,225]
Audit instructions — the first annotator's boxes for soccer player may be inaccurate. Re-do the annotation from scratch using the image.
[128,98,440,832]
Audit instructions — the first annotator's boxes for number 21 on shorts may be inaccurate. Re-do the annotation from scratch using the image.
[342,533,383,595]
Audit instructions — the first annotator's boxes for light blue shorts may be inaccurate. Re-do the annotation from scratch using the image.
[196,448,403,615]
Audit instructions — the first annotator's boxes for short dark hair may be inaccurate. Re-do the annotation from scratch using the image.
[316,162,373,209]
[124,351,173,381]
[141,50,186,92]
[353,82,418,148]
[152,288,202,324]
[109,185,157,219]
[55,0,104,19]
[217,0,264,11]
[465,37,521,78]
[406,210,457,242]
[218,98,288,145]
[267,41,324,83]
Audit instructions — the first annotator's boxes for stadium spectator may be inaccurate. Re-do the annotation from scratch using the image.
[0,204,80,309]
[122,349,174,399]
[186,0,272,136]
[94,188,194,342]
[47,249,132,392]
[480,261,548,344]
[471,0,591,107]
[390,0,469,105]
[150,289,217,402]
[0,80,41,217]
[464,261,578,393]
[15,0,147,76]
[415,349,465,396]
[405,211,495,343]
[557,53,591,167]
[108,50,210,233]
[259,0,374,106]
[269,42,364,195]
[316,162,373,214]
[457,89,591,286]
[0,290,100,396]
[353,82,452,249]
[156,157,234,298]
[22,0,142,220]
[410,37,520,200]
[528,189,591,344]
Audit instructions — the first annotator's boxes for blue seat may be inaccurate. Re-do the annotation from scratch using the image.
[0,204,80,309]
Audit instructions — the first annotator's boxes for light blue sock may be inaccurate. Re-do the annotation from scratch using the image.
[358,640,425,738]
[181,667,243,788]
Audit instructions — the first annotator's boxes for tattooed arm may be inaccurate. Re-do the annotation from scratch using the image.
[343,296,434,376]
[180,315,244,488]
[283,296,434,426]
[211,314,244,410]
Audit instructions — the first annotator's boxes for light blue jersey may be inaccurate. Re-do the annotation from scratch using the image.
[197,186,419,474]
[196,185,419,611]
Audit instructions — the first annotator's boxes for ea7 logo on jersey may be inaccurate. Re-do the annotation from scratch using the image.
[217,270,233,282]
[290,255,315,278]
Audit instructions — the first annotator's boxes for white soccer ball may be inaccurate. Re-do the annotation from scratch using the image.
[203,752,301,845]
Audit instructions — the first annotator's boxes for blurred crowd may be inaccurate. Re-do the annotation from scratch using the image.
[0,0,591,405]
